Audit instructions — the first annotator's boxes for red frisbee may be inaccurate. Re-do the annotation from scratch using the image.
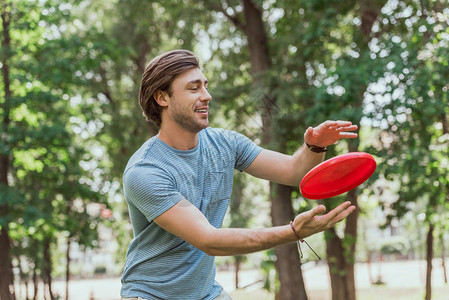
[300,152,376,200]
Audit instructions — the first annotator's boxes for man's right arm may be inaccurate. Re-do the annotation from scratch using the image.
[154,198,355,256]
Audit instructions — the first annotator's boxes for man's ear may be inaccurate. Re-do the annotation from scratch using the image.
[153,90,169,107]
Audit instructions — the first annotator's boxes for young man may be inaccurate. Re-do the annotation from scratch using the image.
[121,49,358,300]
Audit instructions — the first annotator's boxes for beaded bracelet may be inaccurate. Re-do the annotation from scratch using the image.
[289,221,321,260]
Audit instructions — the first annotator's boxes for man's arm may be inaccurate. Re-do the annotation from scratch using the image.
[154,198,355,256]
[245,120,358,186]
[243,146,324,186]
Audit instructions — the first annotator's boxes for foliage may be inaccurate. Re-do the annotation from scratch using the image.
[380,236,410,256]
[368,0,448,228]
[1,0,106,293]
[1,0,448,298]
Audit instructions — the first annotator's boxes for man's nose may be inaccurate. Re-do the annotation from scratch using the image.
[200,87,212,102]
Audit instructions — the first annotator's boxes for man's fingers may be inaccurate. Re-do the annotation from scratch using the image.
[330,205,356,225]
[327,201,352,219]
[324,202,356,228]
[339,132,358,138]
[338,124,358,131]
[295,203,355,238]
[326,120,352,128]
[323,120,339,127]
[308,204,326,219]
[305,126,314,136]
[329,124,358,131]
[325,121,359,139]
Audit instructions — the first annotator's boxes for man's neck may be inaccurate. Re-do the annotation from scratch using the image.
[157,125,200,150]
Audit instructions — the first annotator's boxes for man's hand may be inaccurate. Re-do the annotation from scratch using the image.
[304,120,358,148]
[292,201,356,239]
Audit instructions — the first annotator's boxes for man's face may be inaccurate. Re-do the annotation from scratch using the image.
[166,68,212,133]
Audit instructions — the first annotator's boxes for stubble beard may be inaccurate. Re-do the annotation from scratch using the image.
[170,100,208,133]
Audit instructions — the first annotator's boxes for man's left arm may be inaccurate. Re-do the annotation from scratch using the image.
[244,120,358,186]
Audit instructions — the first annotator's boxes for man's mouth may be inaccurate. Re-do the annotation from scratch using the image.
[195,109,208,113]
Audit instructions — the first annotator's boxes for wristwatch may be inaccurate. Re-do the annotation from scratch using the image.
[305,142,328,153]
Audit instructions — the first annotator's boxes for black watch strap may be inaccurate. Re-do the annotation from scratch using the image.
[305,142,328,153]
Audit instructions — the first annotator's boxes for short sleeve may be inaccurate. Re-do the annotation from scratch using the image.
[224,130,263,171]
[123,164,185,221]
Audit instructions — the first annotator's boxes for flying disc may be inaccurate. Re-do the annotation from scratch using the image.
[300,152,376,200]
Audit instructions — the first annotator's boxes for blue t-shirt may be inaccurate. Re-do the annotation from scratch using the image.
[121,127,263,299]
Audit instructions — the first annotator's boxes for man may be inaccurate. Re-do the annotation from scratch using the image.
[121,49,358,300]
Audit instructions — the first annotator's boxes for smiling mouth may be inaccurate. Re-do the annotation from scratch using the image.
[195,109,208,113]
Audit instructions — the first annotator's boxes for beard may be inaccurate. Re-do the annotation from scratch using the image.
[169,99,209,133]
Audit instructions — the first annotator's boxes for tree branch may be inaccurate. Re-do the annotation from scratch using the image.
[207,2,245,31]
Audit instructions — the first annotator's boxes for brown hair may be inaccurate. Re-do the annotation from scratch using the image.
[139,49,200,127]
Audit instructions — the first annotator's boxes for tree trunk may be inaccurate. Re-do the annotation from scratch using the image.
[32,267,38,300]
[343,189,359,300]
[26,279,29,300]
[324,1,385,299]
[242,2,308,298]
[17,258,30,300]
[0,1,15,299]
[326,228,347,300]
[325,137,361,300]
[242,0,270,76]
[42,238,55,300]
[271,183,308,300]
[241,0,273,146]
[366,251,374,284]
[442,229,448,284]
[234,258,240,289]
[0,227,15,300]
[65,236,72,300]
[362,222,374,284]
[441,109,448,284]
[228,173,245,291]
[425,223,434,300]
[210,0,336,298]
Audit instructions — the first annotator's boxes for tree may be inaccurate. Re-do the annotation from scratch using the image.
[202,1,311,298]
[1,0,108,297]
[201,1,388,298]
[0,0,16,298]
[367,1,448,299]
[69,0,219,265]
[273,1,400,299]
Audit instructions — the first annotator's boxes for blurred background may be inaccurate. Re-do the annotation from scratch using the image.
[0,0,448,299]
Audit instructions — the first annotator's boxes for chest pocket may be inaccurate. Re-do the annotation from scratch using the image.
[206,170,229,226]
[209,171,226,202]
